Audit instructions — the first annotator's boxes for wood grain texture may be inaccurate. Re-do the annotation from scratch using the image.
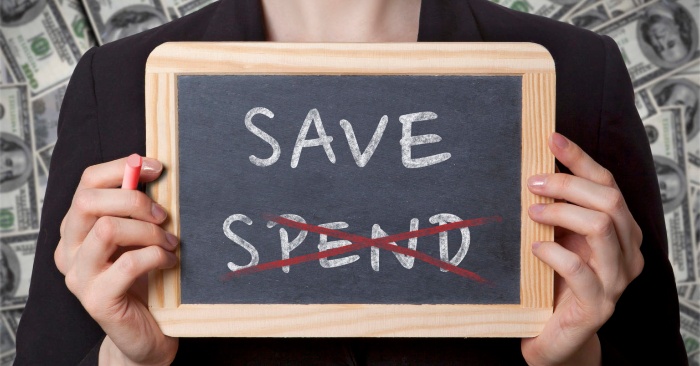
[146,42,555,337]
[151,305,552,337]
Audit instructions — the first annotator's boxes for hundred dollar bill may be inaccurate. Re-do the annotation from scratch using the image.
[0,313,15,343]
[0,1,83,96]
[644,106,697,282]
[681,301,700,356]
[691,352,700,366]
[680,282,700,307]
[645,64,700,163]
[0,318,12,358]
[31,83,64,154]
[164,0,216,19]
[602,0,652,17]
[82,0,168,45]
[54,0,97,53]
[0,352,13,366]
[34,157,48,212]
[597,0,700,90]
[0,55,11,85]
[491,0,586,20]
[0,85,39,235]
[636,87,658,119]
[0,233,37,307]
[569,2,611,30]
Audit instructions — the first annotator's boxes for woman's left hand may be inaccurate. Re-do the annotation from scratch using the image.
[521,132,645,366]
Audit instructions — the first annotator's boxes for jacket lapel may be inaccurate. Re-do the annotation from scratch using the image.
[201,0,267,41]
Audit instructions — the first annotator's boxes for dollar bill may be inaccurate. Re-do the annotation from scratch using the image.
[691,351,700,366]
[163,0,216,19]
[597,0,700,90]
[0,317,12,358]
[31,83,64,154]
[490,0,586,20]
[569,2,612,30]
[681,301,700,356]
[0,233,36,308]
[680,282,700,307]
[0,312,16,343]
[643,106,697,282]
[54,0,97,53]
[0,1,83,97]
[636,88,658,119]
[0,352,13,366]
[645,64,700,163]
[82,0,168,45]
[0,84,39,235]
[602,0,652,17]
[0,55,12,85]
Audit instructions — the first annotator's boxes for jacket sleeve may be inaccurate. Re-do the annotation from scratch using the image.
[14,47,106,366]
[595,35,688,366]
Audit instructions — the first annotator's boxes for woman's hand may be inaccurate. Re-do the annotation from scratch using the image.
[521,133,644,366]
[54,156,178,366]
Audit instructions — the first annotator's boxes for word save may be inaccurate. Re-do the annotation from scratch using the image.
[244,107,452,168]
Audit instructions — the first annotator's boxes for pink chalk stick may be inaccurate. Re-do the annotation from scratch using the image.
[121,154,142,190]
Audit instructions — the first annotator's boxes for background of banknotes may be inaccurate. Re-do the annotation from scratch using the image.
[0,0,699,363]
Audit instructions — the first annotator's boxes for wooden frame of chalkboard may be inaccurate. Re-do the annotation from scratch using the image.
[145,42,555,338]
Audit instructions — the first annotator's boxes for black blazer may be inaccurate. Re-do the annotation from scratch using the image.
[15,0,688,364]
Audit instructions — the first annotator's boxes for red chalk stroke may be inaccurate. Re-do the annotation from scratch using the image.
[220,214,503,284]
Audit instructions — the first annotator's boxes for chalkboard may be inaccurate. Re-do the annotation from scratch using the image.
[146,42,555,338]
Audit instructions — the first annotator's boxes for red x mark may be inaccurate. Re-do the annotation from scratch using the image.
[221,214,502,284]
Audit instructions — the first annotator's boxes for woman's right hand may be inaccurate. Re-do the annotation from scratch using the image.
[54,156,178,365]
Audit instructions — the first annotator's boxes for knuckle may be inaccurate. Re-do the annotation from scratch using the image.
[630,252,645,279]
[600,299,616,321]
[129,191,151,212]
[555,173,574,193]
[54,242,67,274]
[116,252,139,277]
[565,256,585,277]
[93,216,118,243]
[603,189,625,213]
[64,271,79,294]
[589,214,613,237]
[597,168,616,187]
[73,189,95,213]
[147,245,167,265]
[80,166,99,187]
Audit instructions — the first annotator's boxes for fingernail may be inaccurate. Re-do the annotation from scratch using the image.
[529,204,546,213]
[142,159,163,175]
[532,241,541,250]
[152,203,167,221]
[528,175,546,187]
[165,232,179,248]
[551,133,569,149]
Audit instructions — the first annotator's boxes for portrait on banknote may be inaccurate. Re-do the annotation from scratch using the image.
[638,1,698,69]
[0,0,47,27]
[653,78,700,140]
[102,4,166,43]
[654,154,688,213]
[0,133,32,193]
[0,242,19,301]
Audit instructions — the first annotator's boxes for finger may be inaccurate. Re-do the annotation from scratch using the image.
[529,203,621,282]
[528,173,641,255]
[548,132,617,188]
[528,173,627,214]
[63,188,167,242]
[77,216,178,274]
[77,156,163,191]
[98,246,178,300]
[531,241,602,304]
